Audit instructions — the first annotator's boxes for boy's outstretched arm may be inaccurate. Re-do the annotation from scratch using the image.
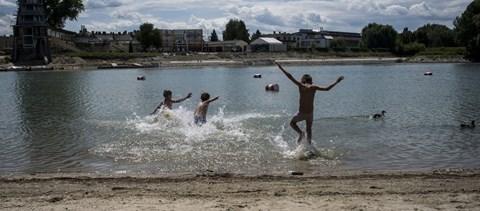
[171,92,192,103]
[316,76,344,91]
[276,62,302,86]
[206,96,219,104]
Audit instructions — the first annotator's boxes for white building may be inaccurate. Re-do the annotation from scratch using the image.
[250,37,287,52]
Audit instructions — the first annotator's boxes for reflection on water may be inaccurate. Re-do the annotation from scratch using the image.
[0,63,479,174]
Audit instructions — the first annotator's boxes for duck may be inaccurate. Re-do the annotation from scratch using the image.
[372,111,386,119]
[460,120,475,128]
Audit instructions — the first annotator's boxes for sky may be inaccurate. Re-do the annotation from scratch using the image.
[0,0,473,40]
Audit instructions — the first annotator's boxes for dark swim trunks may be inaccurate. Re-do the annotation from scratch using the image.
[194,115,206,125]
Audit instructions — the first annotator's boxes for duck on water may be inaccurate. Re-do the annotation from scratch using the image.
[372,111,386,119]
[461,120,475,128]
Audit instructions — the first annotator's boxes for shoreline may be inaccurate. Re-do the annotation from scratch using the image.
[0,54,471,71]
[1,169,479,210]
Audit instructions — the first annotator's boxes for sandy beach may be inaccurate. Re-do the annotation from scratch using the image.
[1,169,479,210]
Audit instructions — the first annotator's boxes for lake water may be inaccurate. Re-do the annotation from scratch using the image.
[1,63,479,174]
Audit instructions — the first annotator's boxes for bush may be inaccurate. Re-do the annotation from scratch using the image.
[395,42,426,56]
[1,56,11,64]
[416,47,466,56]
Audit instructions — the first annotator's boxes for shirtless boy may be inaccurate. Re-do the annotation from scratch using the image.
[276,62,344,144]
[152,90,192,114]
[194,92,219,125]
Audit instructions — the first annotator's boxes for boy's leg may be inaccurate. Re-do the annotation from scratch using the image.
[306,117,313,144]
[290,118,304,144]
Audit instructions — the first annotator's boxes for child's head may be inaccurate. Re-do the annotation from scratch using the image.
[163,89,172,98]
[200,92,210,102]
[301,74,313,84]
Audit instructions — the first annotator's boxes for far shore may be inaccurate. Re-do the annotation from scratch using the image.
[1,169,479,210]
[0,53,471,71]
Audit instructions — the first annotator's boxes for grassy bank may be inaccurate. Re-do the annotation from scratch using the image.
[58,47,466,61]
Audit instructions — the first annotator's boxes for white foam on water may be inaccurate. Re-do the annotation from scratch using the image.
[99,106,278,161]
[91,106,343,171]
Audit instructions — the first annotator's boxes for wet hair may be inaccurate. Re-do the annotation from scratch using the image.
[301,74,312,84]
[200,92,210,101]
[163,89,172,98]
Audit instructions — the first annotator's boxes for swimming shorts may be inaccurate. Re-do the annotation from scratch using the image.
[291,112,313,123]
[194,115,206,125]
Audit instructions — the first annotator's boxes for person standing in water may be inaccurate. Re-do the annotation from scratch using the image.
[194,92,219,125]
[276,62,344,145]
[152,90,192,114]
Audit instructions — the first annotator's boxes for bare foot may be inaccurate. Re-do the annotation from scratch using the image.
[296,132,304,145]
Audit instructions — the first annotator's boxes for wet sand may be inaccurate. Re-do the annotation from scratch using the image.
[1,169,479,210]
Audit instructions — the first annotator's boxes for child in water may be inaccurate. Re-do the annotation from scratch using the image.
[276,62,344,145]
[194,92,219,125]
[152,89,192,114]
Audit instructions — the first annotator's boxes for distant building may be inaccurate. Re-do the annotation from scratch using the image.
[161,29,204,52]
[74,26,135,52]
[321,30,362,48]
[205,40,249,52]
[250,37,287,52]
[0,35,14,54]
[73,27,206,53]
[262,31,300,49]
[263,29,361,50]
[12,0,51,64]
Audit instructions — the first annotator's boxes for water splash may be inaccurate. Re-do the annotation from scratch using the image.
[90,106,343,172]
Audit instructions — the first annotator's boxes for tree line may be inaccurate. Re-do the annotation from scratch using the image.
[359,0,479,61]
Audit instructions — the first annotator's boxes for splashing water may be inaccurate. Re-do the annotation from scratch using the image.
[90,106,342,173]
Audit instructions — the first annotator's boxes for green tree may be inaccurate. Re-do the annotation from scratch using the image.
[399,27,414,44]
[361,23,397,50]
[210,29,219,41]
[395,40,425,56]
[251,29,262,41]
[137,23,154,52]
[222,19,250,43]
[454,0,480,61]
[43,0,85,28]
[329,38,347,49]
[129,41,133,53]
[414,24,456,47]
[151,28,163,51]
[135,25,163,52]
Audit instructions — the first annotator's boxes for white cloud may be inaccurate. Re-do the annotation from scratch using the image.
[385,5,409,16]
[409,2,435,17]
[84,0,128,9]
[0,0,15,7]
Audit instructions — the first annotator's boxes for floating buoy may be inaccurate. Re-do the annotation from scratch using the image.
[265,83,279,91]
[253,74,262,78]
[137,76,145,80]
[424,72,433,76]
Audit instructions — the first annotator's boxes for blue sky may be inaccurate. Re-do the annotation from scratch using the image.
[0,0,473,40]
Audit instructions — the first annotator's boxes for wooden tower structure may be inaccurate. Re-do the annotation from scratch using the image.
[12,0,51,64]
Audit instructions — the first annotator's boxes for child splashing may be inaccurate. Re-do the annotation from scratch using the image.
[194,92,219,126]
[276,62,344,146]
